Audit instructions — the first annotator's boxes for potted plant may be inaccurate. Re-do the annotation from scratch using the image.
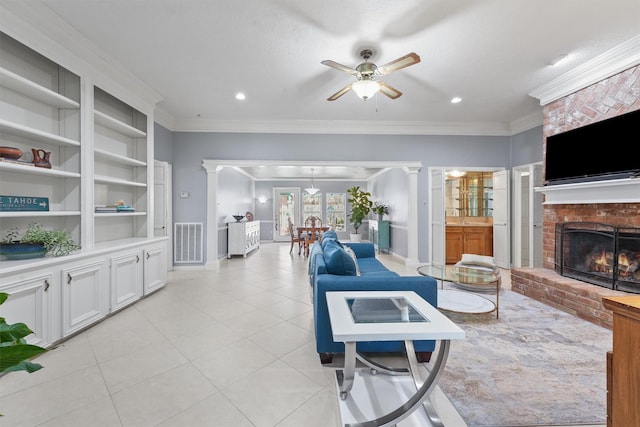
[0,292,47,414]
[0,223,79,260]
[372,202,389,220]
[346,186,373,241]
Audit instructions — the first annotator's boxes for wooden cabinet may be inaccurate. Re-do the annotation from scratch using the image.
[445,226,493,264]
[369,220,390,253]
[228,221,260,258]
[603,296,640,427]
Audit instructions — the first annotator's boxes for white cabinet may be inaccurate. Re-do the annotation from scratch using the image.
[0,31,168,348]
[143,242,167,295]
[61,259,109,337]
[0,270,57,347]
[0,32,82,244]
[228,221,260,258]
[110,250,143,312]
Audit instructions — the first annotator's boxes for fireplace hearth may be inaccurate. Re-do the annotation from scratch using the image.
[555,222,640,293]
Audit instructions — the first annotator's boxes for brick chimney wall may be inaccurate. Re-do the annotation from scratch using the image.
[511,65,640,329]
[541,65,640,269]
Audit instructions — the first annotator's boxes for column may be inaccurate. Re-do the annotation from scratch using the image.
[201,160,222,270]
[404,166,421,267]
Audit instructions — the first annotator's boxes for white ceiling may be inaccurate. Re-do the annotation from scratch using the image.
[3,0,638,180]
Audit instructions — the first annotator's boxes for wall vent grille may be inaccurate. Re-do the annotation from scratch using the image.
[174,222,203,263]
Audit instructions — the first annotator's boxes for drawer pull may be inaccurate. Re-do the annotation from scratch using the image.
[44,279,50,291]
[67,273,72,284]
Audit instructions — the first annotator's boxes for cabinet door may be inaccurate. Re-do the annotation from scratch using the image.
[0,272,56,347]
[464,228,489,256]
[61,260,108,336]
[144,243,167,295]
[445,227,463,264]
[110,250,143,312]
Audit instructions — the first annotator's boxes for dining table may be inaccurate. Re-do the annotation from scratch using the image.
[297,225,331,257]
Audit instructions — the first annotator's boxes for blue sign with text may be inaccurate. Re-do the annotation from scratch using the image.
[0,195,49,211]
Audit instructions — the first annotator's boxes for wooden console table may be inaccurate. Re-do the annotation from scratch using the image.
[602,296,640,427]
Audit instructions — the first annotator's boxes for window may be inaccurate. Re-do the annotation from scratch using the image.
[326,192,346,231]
[303,192,322,222]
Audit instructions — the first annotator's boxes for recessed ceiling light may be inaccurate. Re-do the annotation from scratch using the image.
[235,92,246,100]
[451,97,462,104]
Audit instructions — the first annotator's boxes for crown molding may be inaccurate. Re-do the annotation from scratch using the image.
[529,35,640,106]
[167,117,516,136]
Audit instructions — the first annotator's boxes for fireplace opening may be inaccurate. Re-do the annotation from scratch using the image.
[555,222,640,293]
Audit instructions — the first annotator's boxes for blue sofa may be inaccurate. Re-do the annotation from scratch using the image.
[309,232,439,364]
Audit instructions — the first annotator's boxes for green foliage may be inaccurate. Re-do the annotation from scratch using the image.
[372,202,389,216]
[1,223,78,256]
[0,292,47,381]
[346,186,373,234]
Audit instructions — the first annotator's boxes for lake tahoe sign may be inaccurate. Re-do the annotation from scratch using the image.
[0,195,49,211]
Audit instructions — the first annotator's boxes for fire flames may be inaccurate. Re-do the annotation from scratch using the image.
[589,250,640,280]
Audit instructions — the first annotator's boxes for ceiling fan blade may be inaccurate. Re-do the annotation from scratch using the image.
[327,84,353,101]
[378,81,403,99]
[321,59,358,76]
[377,52,421,75]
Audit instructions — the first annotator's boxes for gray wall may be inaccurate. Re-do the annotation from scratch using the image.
[158,127,544,263]
[154,123,173,164]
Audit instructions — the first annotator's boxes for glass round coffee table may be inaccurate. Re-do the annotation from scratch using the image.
[417,265,500,318]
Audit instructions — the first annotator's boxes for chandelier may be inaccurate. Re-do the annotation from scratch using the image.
[305,168,320,195]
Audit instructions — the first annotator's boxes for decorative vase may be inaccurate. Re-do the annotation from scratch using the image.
[31,148,52,169]
[349,233,362,242]
[0,146,23,159]
[378,213,384,221]
[0,242,47,260]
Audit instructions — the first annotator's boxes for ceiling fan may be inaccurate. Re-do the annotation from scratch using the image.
[321,49,421,101]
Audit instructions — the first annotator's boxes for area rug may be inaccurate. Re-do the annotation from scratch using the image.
[436,287,612,427]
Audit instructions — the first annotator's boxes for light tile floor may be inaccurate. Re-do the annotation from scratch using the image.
[0,242,606,427]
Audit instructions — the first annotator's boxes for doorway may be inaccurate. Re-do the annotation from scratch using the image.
[430,167,508,267]
[273,187,301,242]
[512,163,543,267]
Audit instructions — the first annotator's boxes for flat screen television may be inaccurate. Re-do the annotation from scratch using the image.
[544,109,640,185]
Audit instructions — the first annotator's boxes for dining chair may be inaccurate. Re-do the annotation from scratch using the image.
[304,216,323,257]
[288,217,305,255]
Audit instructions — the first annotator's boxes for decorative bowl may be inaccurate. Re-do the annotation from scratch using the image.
[0,242,47,260]
[232,215,245,222]
[0,146,23,160]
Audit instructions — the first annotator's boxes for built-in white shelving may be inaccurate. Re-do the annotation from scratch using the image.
[0,118,81,147]
[94,110,147,138]
[94,148,147,167]
[0,66,80,109]
[0,27,166,351]
[94,174,147,187]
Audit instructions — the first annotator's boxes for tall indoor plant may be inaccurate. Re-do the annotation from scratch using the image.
[347,186,373,241]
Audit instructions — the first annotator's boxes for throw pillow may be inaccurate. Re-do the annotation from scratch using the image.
[343,245,360,276]
[460,253,496,268]
[323,239,357,276]
[322,230,338,241]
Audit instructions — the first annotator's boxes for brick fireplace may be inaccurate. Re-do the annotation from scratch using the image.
[511,64,640,330]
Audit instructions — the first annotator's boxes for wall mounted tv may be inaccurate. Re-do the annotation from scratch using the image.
[544,109,640,185]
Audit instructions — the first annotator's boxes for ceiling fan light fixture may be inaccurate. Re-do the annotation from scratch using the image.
[352,79,380,100]
[305,168,320,195]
